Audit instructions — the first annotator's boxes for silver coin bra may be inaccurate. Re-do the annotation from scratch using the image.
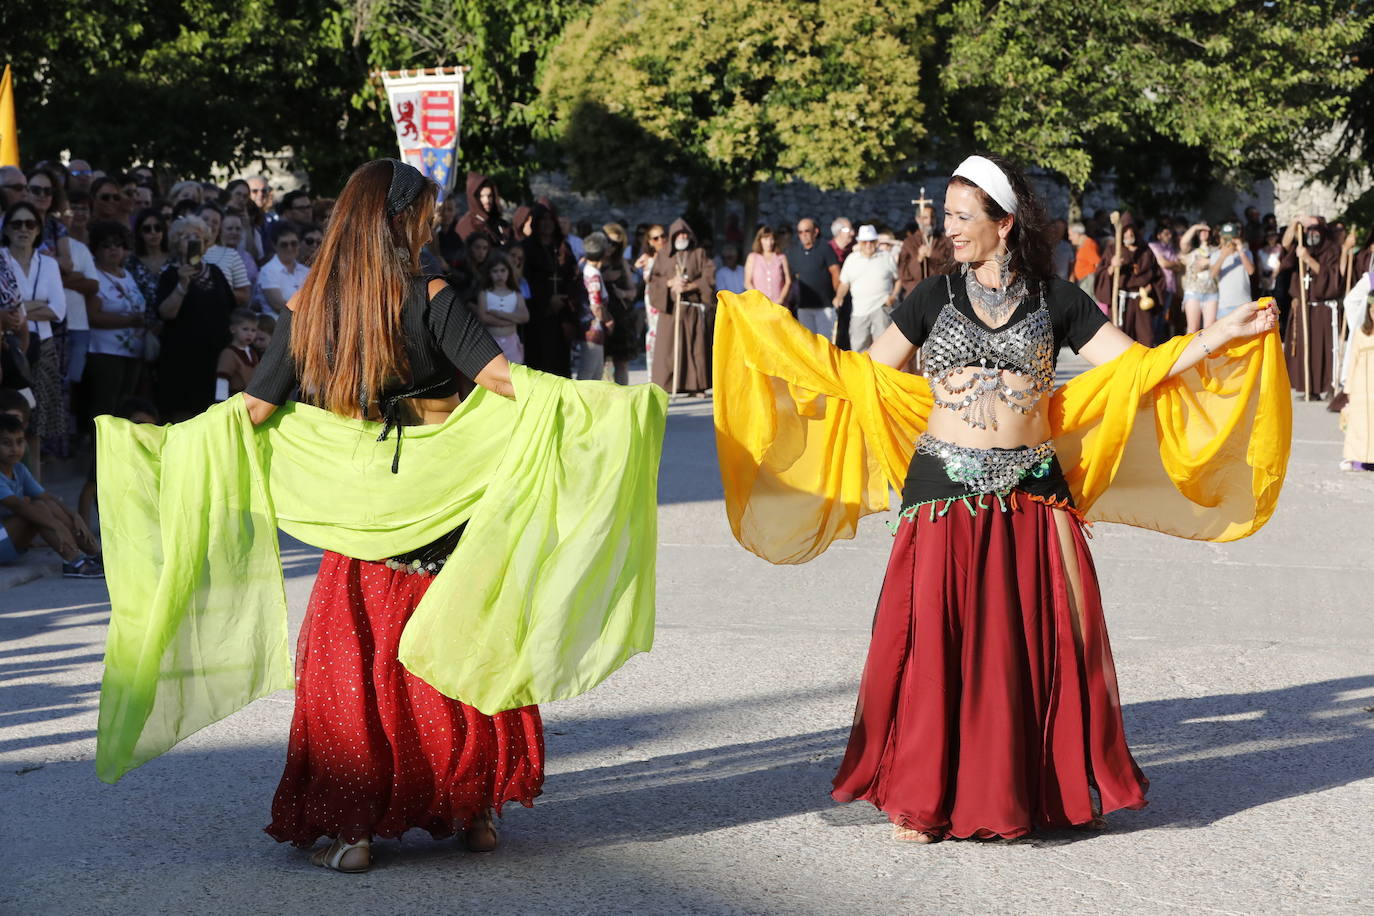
[922,275,1056,430]
[916,433,1056,496]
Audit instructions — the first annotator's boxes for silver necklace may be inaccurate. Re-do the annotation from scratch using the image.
[963,254,1024,325]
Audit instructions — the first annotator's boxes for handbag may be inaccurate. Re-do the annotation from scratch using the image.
[0,329,32,389]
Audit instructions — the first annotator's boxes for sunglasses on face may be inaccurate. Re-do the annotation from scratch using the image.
[140,223,163,234]
[97,193,120,202]
[27,185,53,197]
[7,218,38,230]
[1,183,25,193]
[304,236,322,245]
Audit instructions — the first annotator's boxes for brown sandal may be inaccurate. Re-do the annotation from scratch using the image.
[464,810,499,852]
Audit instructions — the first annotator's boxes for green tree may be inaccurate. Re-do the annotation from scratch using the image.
[2,0,367,187]
[938,0,1370,211]
[344,0,594,194]
[539,0,934,221]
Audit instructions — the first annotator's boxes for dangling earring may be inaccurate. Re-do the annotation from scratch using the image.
[997,243,1011,288]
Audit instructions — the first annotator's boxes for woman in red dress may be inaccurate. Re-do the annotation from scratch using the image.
[832,155,1278,841]
[242,159,541,873]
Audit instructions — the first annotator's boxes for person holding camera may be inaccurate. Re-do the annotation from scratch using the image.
[154,216,234,421]
[1212,223,1255,322]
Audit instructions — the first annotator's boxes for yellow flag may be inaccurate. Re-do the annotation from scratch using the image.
[0,65,18,168]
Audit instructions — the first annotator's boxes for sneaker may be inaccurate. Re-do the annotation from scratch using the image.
[62,555,105,579]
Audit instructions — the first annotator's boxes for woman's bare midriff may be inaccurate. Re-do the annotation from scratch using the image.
[924,368,1052,448]
[351,393,466,426]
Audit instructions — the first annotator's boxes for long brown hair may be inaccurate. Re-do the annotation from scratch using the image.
[290,160,437,417]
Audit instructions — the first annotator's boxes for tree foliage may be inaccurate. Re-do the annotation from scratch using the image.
[939,0,1370,194]
[1,0,365,185]
[344,0,594,193]
[539,0,934,204]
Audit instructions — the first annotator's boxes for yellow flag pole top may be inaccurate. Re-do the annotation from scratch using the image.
[0,65,19,168]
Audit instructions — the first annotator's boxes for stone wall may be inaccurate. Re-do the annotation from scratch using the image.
[526,167,1296,241]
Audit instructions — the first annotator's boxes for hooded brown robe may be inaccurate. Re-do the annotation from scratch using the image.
[649,218,715,394]
[454,172,511,247]
[1281,231,1343,397]
[1094,238,1164,347]
[896,228,955,297]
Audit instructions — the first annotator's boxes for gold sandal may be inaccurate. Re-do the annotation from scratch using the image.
[892,823,942,844]
[310,837,372,873]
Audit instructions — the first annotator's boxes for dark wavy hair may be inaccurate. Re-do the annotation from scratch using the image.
[946,153,1053,296]
[88,219,133,255]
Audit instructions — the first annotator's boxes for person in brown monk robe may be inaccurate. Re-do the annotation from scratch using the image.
[1280,218,1343,399]
[649,218,714,396]
[897,204,955,297]
[1094,221,1164,346]
[453,172,510,247]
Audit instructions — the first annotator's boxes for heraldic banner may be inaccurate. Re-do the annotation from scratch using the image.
[380,68,464,202]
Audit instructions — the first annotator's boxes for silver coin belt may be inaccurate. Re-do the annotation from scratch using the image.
[915,433,1057,496]
[922,277,1056,430]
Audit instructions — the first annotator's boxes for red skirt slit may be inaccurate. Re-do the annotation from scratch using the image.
[266,551,544,847]
[831,496,1148,839]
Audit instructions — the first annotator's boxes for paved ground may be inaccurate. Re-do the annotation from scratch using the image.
[2,376,1372,915]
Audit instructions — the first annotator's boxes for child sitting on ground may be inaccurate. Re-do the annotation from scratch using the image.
[0,414,103,577]
[216,309,263,401]
[78,397,160,528]
[0,389,36,475]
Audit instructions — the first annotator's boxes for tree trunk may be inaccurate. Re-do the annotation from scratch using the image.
[1068,183,1084,224]
[740,182,760,244]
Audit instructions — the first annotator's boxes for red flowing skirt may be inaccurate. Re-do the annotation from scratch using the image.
[831,497,1148,839]
[266,551,544,847]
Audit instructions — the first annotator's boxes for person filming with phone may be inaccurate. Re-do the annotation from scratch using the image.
[154,215,235,421]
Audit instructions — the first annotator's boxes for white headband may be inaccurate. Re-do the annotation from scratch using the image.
[951,155,1018,215]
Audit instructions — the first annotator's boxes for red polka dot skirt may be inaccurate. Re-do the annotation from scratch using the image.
[266,551,544,847]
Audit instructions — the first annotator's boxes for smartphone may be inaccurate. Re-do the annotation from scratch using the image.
[185,238,203,265]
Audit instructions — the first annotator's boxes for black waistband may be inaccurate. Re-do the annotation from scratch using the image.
[901,449,1074,510]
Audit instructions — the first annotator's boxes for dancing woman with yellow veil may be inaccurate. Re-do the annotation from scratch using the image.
[713,154,1289,842]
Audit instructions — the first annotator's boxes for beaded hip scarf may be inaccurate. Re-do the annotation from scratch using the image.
[915,433,1056,496]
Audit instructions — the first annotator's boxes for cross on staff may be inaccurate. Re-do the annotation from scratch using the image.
[912,188,933,214]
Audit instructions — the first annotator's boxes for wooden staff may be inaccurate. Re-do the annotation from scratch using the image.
[671,252,686,398]
[1109,211,1124,327]
[912,187,933,277]
[1297,228,1312,400]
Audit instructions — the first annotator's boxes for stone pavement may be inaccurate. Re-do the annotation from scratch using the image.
[2,383,1371,915]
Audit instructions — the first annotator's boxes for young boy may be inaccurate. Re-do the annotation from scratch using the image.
[254,313,276,357]
[0,414,103,577]
[0,389,36,475]
[216,309,263,401]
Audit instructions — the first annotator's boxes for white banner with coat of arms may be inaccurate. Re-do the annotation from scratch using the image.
[380,68,464,202]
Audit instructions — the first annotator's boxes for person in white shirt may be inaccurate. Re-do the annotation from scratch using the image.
[833,224,900,351]
[2,201,68,480]
[715,243,746,295]
[63,233,98,386]
[197,202,250,306]
[258,226,311,317]
[85,220,147,419]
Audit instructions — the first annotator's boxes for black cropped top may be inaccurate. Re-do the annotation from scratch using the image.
[890,274,1108,359]
[246,275,501,408]
[245,275,502,473]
